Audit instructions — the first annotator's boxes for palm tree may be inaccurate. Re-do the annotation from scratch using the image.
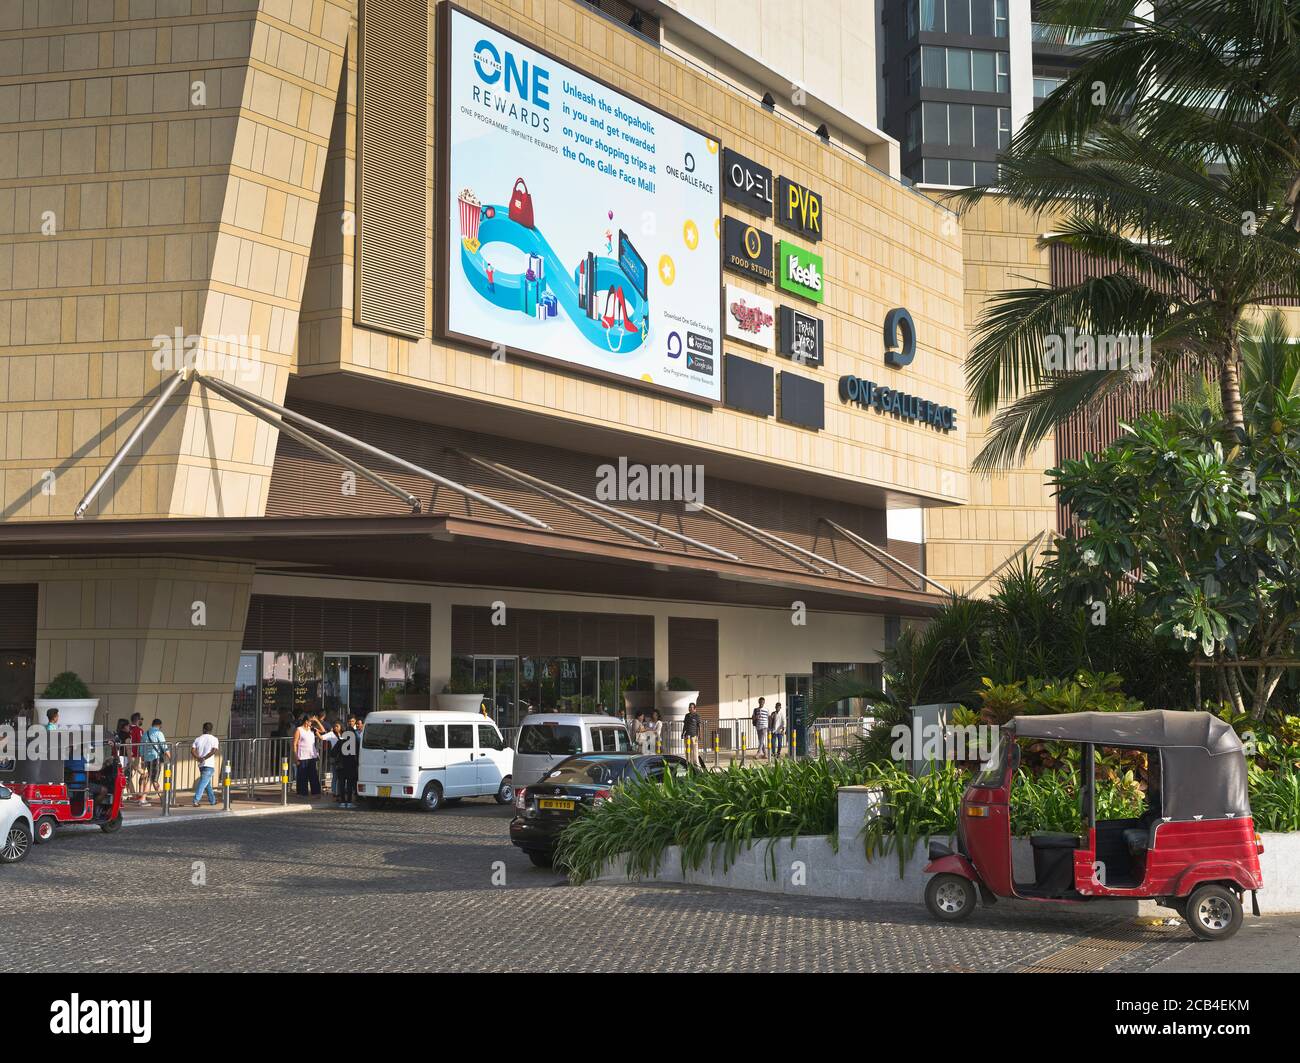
[1022,1,1300,228]
[956,125,1300,468]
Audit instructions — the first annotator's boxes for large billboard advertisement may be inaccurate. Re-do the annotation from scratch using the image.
[438,5,723,402]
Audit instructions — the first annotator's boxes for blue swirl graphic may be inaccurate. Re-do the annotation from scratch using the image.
[460,206,648,354]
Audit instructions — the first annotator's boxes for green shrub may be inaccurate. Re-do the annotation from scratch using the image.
[1250,764,1300,832]
[664,676,695,691]
[41,672,90,699]
[557,756,866,884]
[441,677,483,695]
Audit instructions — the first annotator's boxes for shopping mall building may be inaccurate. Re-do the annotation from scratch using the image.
[0,0,1056,740]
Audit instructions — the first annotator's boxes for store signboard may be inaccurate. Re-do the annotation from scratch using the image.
[777,240,824,303]
[438,5,723,402]
[725,284,775,349]
[722,147,774,216]
[723,217,774,282]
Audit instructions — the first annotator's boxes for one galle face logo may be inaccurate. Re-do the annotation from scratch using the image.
[472,41,503,80]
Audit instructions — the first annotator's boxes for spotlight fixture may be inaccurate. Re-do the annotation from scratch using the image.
[815,122,830,141]
[761,91,776,110]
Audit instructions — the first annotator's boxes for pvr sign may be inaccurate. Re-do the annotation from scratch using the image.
[777,176,822,242]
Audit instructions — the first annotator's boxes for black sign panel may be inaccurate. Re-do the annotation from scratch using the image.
[778,371,825,430]
[722,148,774,216]
[776,176,823,242]
[724,353,774,417]
[723,217,774,283]
[778,305,824,367]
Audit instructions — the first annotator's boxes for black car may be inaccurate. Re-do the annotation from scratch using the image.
[509,752,694,867]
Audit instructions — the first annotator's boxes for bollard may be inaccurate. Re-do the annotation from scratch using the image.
[713,732,719,769]
[817,730,825,757]
[162,764,172,817]
[791,729,797,759]
[281,758,289,805]
[766,733,772,760]
[222,761,232,811]
[740,733,747,766]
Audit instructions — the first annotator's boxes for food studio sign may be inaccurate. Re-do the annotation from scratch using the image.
[838,306,957,432]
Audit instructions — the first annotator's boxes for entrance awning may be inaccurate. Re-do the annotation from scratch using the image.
[0,512,943,616]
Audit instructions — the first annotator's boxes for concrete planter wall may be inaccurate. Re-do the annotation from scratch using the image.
[590,785,1300,914]
[436,693,486,712]
[34,697,99,729]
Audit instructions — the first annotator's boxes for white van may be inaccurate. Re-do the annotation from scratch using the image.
[512,713,633,789]
[357,711,514,811]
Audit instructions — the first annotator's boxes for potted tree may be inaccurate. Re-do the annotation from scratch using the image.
[34,671,98,729]
[437,676,487,713]
[622,677,653,715]
[656,676,699,721]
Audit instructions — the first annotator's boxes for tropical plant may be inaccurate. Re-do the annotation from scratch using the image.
[1048,399,1300,718]
[41,672,90,699]
[557,756,866,885]
[664,676,695,691]
[1249,764,1300,832]
[952,0,1300,468]
[440,676,483,695]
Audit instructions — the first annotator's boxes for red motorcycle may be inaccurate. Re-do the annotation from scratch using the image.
[923,710,1263,941]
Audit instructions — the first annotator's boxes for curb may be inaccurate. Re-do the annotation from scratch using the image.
[116,804,316,829]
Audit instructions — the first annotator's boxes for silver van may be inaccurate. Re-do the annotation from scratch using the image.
[511,714,632,788]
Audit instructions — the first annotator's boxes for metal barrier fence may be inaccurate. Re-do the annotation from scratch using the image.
[628,715,872,765]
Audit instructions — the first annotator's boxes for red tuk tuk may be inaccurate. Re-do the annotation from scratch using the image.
[1,733,125,842]
[923,710,1263,940]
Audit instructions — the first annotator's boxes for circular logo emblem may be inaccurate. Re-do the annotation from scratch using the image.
[743,226,762,258]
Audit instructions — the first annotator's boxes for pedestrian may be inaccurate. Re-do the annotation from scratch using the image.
[45,707,59,730]
[649,708,663,753]
[191,722,219,807]
[293,713,322,797]
[752,697,769,758]
[113,717,131,779]
[336,717,360,808]
[128,712,148,802]
[770,701,786,758]
[633,711,652,754]
[139,717,168,804]
[321,721,344,801]
[681,701,706,769]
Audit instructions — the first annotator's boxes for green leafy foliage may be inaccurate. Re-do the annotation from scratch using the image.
[41,671,90,700]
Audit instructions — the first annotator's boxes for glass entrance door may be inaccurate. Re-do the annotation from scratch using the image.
[581,658,620,716]
[324,653,378,720]
[473,657,520,729]
[785,674,811,757]
[230,652,261,739]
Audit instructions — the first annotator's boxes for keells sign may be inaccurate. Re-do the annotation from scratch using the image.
[777,241,823,303]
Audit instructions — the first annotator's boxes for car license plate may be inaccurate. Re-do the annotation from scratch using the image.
[378,786,391,797]
[539,798,574,811]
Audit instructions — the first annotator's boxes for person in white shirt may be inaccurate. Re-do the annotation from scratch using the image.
[191,723,220,807]
[293,714,323,797]
[769,702,787,757]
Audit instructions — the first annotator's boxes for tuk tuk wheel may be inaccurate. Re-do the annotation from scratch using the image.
[925,873,977,922]
[1,820,32,863]
[1185,884,1243,941]
[34,816,57,843]
[99,813,123,834]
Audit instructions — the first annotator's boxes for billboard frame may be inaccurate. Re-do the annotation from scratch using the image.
[434,1,724,408]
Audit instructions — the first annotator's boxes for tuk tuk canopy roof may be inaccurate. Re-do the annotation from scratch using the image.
[1008,710,1251,821]
[1007,710,1242,754]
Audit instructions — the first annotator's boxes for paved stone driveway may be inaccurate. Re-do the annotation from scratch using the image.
[0,802,1290,973]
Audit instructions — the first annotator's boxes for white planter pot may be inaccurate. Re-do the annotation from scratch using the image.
[656,690,699,719]
[436,693,486,712]
[34,697,99,729]
[623,691,654,713]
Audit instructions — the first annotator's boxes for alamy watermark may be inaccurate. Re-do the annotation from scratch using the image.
[151,328,262,381]
[0,720,106,768]
[595,457,704,511]
[1043,328,1152,380]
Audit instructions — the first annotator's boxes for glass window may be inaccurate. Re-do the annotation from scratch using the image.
[922,101,948,144]
[923,158,949,184]
[517,722,583,755]
[994,0,1008,37]
[996,51,1009,93]
[950,104,973,146]
[447,724,474,749]
[971,0,994,36]
[921,0,942,32]
[998,106,1011,148]
[592,727,631,752]
[478,724,503,750]
[971,50,996,91]
[424,724,445,749]
[906,51,920,96]
[543,756,634,786]
[906,107,921,151]
[974,161,999,186]
[362,723,414,751]
[946,48,971,91]
[906,0,917,38]
[945,0,970,35]
[379,653,429,699]
[921,46,945,88]
[949,158,976,186]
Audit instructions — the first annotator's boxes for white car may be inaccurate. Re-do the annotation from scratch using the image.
[0,783,34,864]
[357,711,514,811]
[512,713,633,789]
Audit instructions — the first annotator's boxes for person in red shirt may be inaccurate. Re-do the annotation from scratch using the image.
[128,713,148,805]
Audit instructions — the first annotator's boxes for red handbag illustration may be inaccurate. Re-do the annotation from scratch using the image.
[508,178,535,229]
